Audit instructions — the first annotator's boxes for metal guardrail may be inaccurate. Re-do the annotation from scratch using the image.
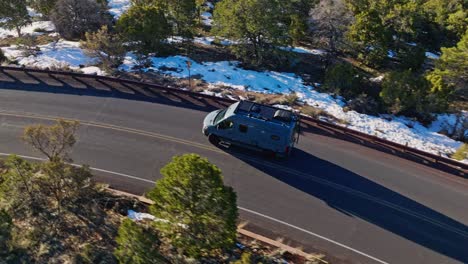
[0,65,466,177]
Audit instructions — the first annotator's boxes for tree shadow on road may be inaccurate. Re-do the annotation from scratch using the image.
[220,145,468,263]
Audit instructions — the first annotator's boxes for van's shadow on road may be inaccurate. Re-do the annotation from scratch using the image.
[220,145,468,263]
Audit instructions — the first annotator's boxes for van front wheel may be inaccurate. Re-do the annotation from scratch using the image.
[208,134,220,145]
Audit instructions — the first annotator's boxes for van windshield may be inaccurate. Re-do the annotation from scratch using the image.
[214,109,227,124]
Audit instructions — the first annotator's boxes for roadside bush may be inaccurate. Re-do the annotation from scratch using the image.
[380,70,448,122]
[323,62,364,99]
[114,219,165,263]
[51,0,111,40]
[452,144,467,161]
[116,3,171,54]
[81,26,126,72]
[147,154,238,258]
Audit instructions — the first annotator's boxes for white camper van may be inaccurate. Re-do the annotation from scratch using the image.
[202,100,300,157]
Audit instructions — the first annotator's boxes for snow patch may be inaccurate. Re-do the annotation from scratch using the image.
[425,51,440,59]
[1,40,97,70]
[108,0,131,19]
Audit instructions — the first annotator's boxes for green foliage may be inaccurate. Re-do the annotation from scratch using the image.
[452,144,467,161]
[380,70,447,120]
[231,252,254,264]
[346,0,433,68]
[423,0,467,43]
[74,244,117,264]
[0,0,31,37]
[29,0,58,16]
[323,62,364,98]
[160,0,198,38]
[0,210,13,255]
[81,26,126,72]
[213,0,313,66]
[114,219,165,264]
[117,3,171,54]
[0,155,42,218]
[429,30,468,97]
[147,154,238,258]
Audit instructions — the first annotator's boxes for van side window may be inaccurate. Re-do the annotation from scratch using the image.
[218,120,234,130]
[239,124,248,133]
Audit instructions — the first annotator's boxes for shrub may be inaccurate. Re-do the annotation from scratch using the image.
[452,144,467,161]
[380,70,448,121]
[147,154,238,258]
[323,62,364,99]
[114,219,165,264]
[81,26,126,72]
[51,0,110,40]
[116,3,171,54]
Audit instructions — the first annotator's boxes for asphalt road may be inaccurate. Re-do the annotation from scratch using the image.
[1,75,468,264]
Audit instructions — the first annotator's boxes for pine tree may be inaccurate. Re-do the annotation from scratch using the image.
[29,0,58,17]
[380,70,447,120]
[0,0,31,37]
[147,154,238,258]
[117,3,171,53]
[213,0,292,65]
[114,219,166,264]
[428,30,468,97]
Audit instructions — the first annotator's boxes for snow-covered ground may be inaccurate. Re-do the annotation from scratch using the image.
[108,0,131,19]
[1,40,103,75]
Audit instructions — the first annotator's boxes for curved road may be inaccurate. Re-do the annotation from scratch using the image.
[0,79,468,263]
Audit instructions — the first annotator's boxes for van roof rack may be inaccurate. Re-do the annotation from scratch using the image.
[234,100,297,125]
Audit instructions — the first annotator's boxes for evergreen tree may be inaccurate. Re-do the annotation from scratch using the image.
[346,0,428,68]
[0,155,42,218]
[114,219,166,264]
[159,0,198,38]
[147,154,238,258]
[428,30,468,97]
[29,0,58,17]
[213,0,292,65]
[423,0,467,43]
[380,70,447,119]
[0,0,31,37]
[117,3,171,53]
